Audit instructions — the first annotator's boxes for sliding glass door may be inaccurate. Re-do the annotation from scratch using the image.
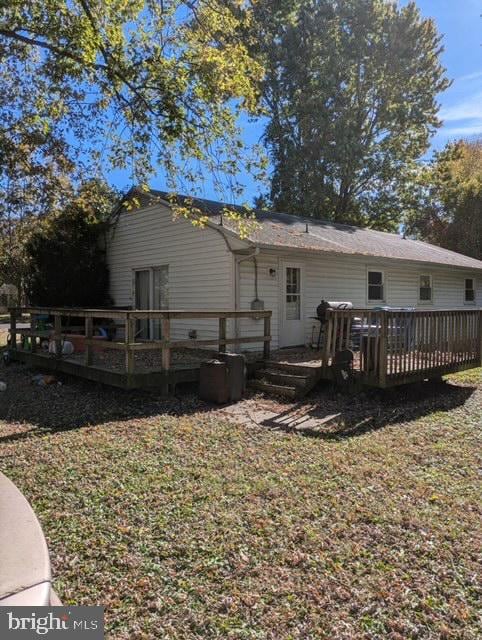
[134,266,169,339]
[135,270,150,339]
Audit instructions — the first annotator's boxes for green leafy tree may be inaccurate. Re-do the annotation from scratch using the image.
[0,1,265,212]
[0,1,267,298]
[405,138,482,260]
[24,180,117,306]
[255,0,450,229]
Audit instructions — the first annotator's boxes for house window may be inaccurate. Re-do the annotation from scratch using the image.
[285,267,301,320]
[367,270,384,302]
[419,274,432,303]
[465,278,475,303]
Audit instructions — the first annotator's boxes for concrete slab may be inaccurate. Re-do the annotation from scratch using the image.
[0,473,51,604]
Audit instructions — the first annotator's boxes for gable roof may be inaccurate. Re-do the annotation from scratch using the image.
[127,188,482,271]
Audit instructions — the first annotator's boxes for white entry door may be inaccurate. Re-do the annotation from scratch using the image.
[279,262,305,347]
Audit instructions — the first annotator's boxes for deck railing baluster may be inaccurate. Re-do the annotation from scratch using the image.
[378,311,388,387]
[478,311,482,366]
[85,317,93,366]
[9,309,17,351]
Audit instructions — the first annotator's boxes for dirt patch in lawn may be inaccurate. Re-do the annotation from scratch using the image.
[0,361,480,639]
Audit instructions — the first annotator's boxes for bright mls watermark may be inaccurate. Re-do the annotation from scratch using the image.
[0,607,103,639]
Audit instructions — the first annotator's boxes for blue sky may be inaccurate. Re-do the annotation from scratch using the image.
[113,0,482,203]
[414,0,482,149]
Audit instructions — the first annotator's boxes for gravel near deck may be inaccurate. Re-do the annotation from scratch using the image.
[66,346,221,372]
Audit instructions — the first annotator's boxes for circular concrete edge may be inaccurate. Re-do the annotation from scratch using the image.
[0,472,60,605]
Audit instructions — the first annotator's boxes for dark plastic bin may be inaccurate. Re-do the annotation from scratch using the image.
[199,360,229,404]
[218,352,246,402]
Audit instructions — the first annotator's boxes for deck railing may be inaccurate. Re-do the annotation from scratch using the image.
[9,307,272,374]
[322,308,481,387]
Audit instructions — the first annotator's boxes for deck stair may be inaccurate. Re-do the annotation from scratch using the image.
[249,361,322,398]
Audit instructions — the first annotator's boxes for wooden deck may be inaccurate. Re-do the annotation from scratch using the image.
[321,308,481,388]
[7,307,271,393]
[6,306,481,393]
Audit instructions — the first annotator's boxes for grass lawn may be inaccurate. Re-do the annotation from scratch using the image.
[0,364,480,639]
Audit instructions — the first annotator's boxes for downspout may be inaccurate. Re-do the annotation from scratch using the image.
[234,247,260,346]
[210,223,259,346]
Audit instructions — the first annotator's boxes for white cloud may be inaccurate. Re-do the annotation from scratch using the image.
[456,70,482,83]
[440,91,482,122]
[440,123,482,137]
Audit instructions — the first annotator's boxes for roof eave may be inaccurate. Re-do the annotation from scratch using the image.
[252,242,482,272]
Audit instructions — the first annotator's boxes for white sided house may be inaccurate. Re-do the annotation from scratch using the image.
[106,189,482,351]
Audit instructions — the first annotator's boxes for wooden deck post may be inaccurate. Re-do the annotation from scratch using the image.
[30,313,37,353]
[378,311,388,387]
[478,310,482,367]
[85,317,93,366]
[263,314,271,361]
[54,314,62,359]
[218,317,226,353]
[322,311,332,372]
[9,309,17,350]
[161,317,170,371]
[125,313,134,374]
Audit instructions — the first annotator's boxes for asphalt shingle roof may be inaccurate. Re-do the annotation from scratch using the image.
[138,189,482,271]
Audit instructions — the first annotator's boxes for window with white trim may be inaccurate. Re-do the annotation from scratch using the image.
[367,270,384,302]
[465,278,475,303]
[285,267,301,320]
[419,274,432,303]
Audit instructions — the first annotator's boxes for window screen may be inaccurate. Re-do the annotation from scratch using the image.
[368,271,384,301]
[465,278,475,302]
[419,275,432,302]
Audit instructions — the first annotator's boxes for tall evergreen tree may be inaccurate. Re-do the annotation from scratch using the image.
[256,0,450,229]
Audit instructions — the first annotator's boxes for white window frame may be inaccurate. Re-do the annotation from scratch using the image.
[464,277,475,305]
[418,274,433,304]
[367,269,385,303]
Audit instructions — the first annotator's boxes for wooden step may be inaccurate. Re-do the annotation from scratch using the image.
[251,360,322,398]
[255,369,312,387]
[264,360,321,377]
[248,379,298,398]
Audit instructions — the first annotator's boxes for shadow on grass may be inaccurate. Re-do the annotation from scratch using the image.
[256,378,477,440]
[0,362,209,443]
[0,362,477,444]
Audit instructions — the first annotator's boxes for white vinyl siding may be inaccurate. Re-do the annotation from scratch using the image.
[106,204,233,342]
[107,207,481,353]
[238,254,280,350]
[238,250,481,350]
